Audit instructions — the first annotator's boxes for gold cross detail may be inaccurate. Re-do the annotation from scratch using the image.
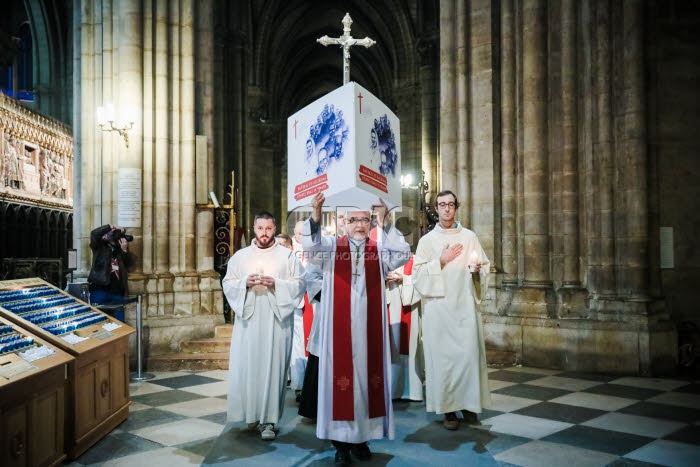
[336,375,351,391]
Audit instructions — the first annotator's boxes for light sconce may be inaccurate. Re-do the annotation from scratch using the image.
[96,104,135,148]
[401,170,436,233]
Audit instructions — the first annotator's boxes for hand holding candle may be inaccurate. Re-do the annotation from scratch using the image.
[469,250,480,273]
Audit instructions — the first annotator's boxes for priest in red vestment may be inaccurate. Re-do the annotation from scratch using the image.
[302,192,410,466]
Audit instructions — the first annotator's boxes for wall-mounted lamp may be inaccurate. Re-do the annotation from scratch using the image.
[401,170,437,233]
[97,104,135,148]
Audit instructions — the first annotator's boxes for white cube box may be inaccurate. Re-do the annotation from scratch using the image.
[287,81,401,212]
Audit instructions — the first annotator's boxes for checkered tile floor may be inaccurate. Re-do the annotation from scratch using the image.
[66,366,700,466]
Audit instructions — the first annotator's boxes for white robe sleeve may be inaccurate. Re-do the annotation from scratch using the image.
[221,254,253,319]
[302,217,335,265]
[471,241,491,305]
[379,224,411,272]
[271,250,306,321]
[412,236,446,298]
[400,273,421,307]
[305,262,323,303]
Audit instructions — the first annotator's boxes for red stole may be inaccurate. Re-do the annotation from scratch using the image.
[332,236,386,421]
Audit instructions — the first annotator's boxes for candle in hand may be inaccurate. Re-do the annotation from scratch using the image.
[469,250,479,272]
[256,261,264,275]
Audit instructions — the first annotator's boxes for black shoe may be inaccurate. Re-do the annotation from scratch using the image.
[335,447,352,466]
[350,442,372,461]
[460,409,478,423]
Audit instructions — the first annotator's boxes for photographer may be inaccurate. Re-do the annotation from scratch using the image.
[87,224,132,318]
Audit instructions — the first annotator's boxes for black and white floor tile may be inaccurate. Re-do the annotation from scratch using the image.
[65,367,700,466]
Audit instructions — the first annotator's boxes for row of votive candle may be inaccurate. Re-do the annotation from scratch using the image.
[21,304,91,325]
[0,335,34,354]
[0,332,23,344]
[2,295,74,313]
[43,312,107,335]
[0,286,56,301]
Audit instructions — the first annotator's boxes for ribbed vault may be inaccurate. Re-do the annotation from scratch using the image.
[250,0,419,118]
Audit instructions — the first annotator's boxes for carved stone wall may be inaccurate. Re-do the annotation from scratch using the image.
[0,93,73,208]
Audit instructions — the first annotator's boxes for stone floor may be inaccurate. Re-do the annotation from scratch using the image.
[65,366,700,466]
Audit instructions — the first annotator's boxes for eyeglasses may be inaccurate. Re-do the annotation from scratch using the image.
[437,202,457,209]
[346,217,371,225]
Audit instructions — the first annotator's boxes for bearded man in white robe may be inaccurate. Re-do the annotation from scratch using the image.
[223,211,305,441]
[412,190,491,431]
[302,192,410,466]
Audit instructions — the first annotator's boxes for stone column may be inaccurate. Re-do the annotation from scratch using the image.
[167,0,182,272]
[500,0,517,285]
[590,0,616,298]
[179,0,196,273]
[141,0,154,276]
[195,0,215,274]
[470,0,496,259]
[73,0,90,275]
[614,0,648,299]
[439,0,469,202]
[417,37,438,203]
[117,0,143,278]
[521,0,550,286]
[561,0,580,288]
[153,0,170,278]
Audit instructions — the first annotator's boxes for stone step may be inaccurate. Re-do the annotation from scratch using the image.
[146,352,230,371]
[486,349,518,366]
[180,338,230,354]
[215,324,233,339]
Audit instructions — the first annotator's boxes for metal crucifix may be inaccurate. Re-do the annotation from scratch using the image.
[317,13,376,85]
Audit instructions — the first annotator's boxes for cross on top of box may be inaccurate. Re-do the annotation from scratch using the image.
[287,82,402,212]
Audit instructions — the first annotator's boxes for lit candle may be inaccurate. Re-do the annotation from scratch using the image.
[256,261,264,274]
[469,250,479,272]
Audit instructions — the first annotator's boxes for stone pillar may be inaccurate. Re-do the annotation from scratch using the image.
[153,0,170,278]
[590,0,616,298]
[439,0,469,202]
[470,0,496,261]
[179,0,196,274]
[521,0,550,286]
[417,38,438,202]
[614,0,648,299]
[167,0,182,272]
[561,0,580,288]
[75,0,223,358]
[500,0,517,286]
[141,0,154,276]
[195,0,216,275]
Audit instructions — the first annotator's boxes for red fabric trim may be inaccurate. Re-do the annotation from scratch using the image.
[399,255,414,355]
[365,240,386,418]
[333,236,354,420]
[302,293,313,357]
[331,236,386,421]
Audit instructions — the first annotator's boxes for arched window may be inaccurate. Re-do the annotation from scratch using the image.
[0,21,34,101]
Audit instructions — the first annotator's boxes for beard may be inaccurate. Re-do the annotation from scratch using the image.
[348,229,367,242]
[255,234,275,249]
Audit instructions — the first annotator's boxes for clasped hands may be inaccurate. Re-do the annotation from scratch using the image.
[385,270,403,284]
[246,273,275,289]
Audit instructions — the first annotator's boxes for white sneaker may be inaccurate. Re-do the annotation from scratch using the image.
[260,423,275,440]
